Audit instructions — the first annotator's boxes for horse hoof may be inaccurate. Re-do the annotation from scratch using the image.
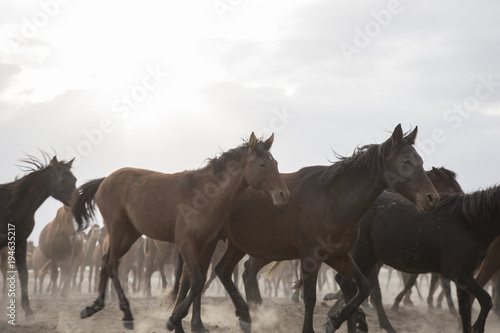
[80,308,91,319]
[167,317,176,331]
[123,320,134,330]
[324,319,336,333]
[238,319,251,333]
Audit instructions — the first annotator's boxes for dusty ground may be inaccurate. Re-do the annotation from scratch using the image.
[1,268,499,332]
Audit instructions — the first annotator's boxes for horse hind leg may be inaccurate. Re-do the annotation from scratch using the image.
[106,227,141,330]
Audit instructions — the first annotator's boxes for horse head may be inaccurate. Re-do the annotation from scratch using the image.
[382,124,439,213]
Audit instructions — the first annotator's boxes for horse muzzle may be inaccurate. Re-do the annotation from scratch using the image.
[415,192,439,213]
[271,189,290,206]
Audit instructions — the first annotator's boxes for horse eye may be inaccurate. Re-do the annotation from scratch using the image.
[403,159,410,164]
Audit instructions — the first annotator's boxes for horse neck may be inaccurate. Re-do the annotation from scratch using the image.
[9,169,52,221]
[197,161,249,221]
[327,166,385,223]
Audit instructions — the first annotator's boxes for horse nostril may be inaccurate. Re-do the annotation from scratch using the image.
[427,194,436,204]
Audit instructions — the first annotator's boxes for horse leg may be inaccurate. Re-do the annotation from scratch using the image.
[81,252,110,319]
[214,240,251,332]
[367,267,397,333]
[167,243,207,332]
[427,273,439,310]
[144,258,154,298]
[60,261,71,297]
[88,263,94,293]
[299,257,319,333]
[191,240,217,333]
[441,277,457,316]
[15,240,35,319]
[456,274,492,333]
[243,257,270,305]
[106,229,141,330]
[325,254,370,333]
[392,274,418,312]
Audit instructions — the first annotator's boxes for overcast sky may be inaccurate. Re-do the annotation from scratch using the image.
[1,0,500,245]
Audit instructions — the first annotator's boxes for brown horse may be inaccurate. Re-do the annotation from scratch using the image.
[143,238,178,297]
[71,133,290,330]
[0,154,76,318]
[32,246,50,294]
[39,205,83,297]
[211,125,438,333]
[75,224,101,292]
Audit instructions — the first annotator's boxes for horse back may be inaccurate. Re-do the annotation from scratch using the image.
[95,167,194,241]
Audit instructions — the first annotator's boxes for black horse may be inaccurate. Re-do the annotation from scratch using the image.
[335,181,500,333]
[0,154,76,319]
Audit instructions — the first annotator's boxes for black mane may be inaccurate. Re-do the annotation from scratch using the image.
[441,185,500,228]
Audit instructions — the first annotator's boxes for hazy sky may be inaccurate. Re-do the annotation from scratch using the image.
[1,0,500,244]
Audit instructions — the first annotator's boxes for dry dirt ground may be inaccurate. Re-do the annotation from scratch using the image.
[1,269,500,333]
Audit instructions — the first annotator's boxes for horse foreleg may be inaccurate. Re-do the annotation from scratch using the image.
[367,267,397,333]
[427,273,440,309]
[191,240,217,333]
[441,277,457,316]
[456,275,492,333]
[300,258,319,333]
[15,240,35,319]
[215,241,251,332]
[325,254,370,333]
[167,244,207,332]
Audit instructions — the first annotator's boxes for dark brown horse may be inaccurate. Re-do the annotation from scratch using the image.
[472,235,500,317]
[0,154,76,319]
[39,205,83,297]
[71,133,290,330]
[336,179,500,333]
[211,125,438,333]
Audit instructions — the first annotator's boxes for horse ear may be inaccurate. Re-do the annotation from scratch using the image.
[65,158,75,168]
[263,133,274,150]
[406,126,418,145]
[51,156,59,165]
[391,124,403,146]
[248,132,258,149]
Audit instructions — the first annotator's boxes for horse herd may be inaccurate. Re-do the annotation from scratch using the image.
[1,125,500,333]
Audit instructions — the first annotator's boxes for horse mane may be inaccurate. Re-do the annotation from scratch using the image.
[296,133,408,189]
[6,154,53,207]
[204,138,269,176]
[441,185,500,228]
[435,167,458,180]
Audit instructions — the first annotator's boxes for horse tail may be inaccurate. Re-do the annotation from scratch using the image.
[72,177,105,231]
[262,261,286,280]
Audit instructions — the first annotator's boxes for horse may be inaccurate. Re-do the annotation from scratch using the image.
[143,237,178,297]
[0,154,76,319]
[38,205,83,297]
[75,224,102,292]
[336,180,500,333]
[210,124,439,333]
[71,133,290,330]
[119,237,145,294]
[32,246,50,294]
